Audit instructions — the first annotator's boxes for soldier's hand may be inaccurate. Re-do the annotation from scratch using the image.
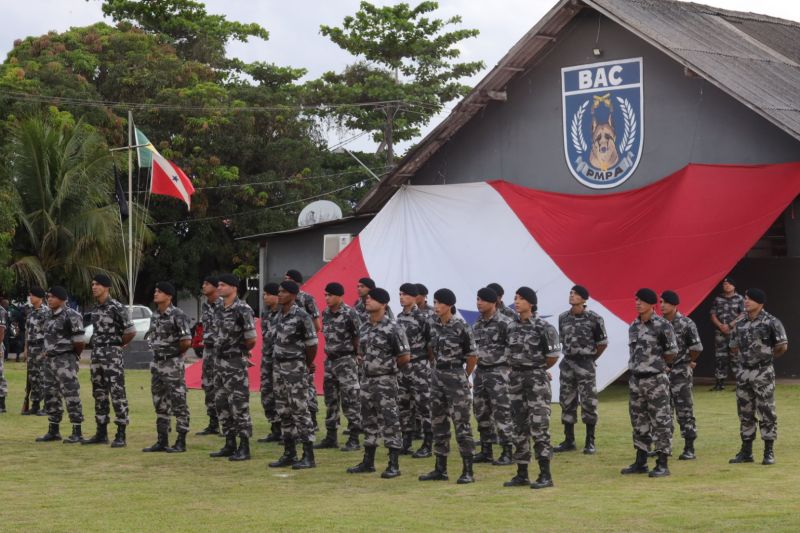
[689,361,697,369]
[546,371,552,381]
[719,324,731,335]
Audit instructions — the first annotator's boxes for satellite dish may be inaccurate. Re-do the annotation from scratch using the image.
[298,200,343,227]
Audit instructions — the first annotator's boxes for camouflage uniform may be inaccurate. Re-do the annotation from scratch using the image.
[200,297,223,426]
[87,298,135,426]
[429,316,476,457]
[497,302,517,321]
[710,293,745,380]
[0,306,7,400]
[214,298,257,437]
[627,315,678,455]
[355,297,395,322]
[558,309,608,425]
[506,315,561,463]
[359,315,410,449]
[396,305,432,436]
[667,313,703,439]
[273,304,318,443]
[730,310,787,441]
[25,305,50,404]
[260,307,279,424]
[321,303,362,433]
[147,305,192,434]
[297,290,321,424]
[43,306,86,424]
[472,311,514,445]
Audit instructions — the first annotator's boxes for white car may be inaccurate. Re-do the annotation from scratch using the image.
[84,304,153,346]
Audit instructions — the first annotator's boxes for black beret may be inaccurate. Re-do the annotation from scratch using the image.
[358,277,376,290]
[477,287,498,303]
[486,283,504,297]
[263,282,280,296]
[218,273,239,287]
[286,269,303,283]
[280,280,300,295]
[661,290,680,306]
[415,283,428,296]
[746,288,766,305]
[722,277,736,287]
[368,288,390,305]
[204,275,219,286]
[325,282,345,296]
[572,285,590,300]
[635,288,658,305]
[516,286,537,306]
[399,283,419,297]
[30,286,46,298]
[155,281,176,297]
[48,286,68,301]
[433,288,456,306]
[92,274,112,288]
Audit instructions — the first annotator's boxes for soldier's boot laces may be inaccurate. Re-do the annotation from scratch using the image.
[381,448,402,479]
[314,428,338,449]
[412,433,433,459]
[678,437,695,460]
[493,443,514,466]
[268,439,297,468]
[621,449,649,474]
[36,422,61,442]
[110,424,127,448]
[196,417,220,436]
[583,424,597,455]
[399,432,414,455]
[457,455,475,484]
[258,423,281,443]
[531,458,554,489]
[503,463,530,487]
[229,435,251,461]
[210,433,237,457]
[292,441,316,469]
[554,423,577,453]
[472,441,494,463]
[340,431,361,452]
[63,424,83,444]
[648,452,670,478]
[729,439,754,463]
[82,423,109,445]
[419,454,449,481]
[762,440,775,465]
[166,431,187,453]
[347,445,377,473]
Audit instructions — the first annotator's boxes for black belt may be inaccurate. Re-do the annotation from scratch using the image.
[93,341,121,347]
[478,362,509,370]
[364,371,395,378]
[436,362,464,370]
[510,365,544,372]
[742,360,772,370]
[326,351,355,361]
[216,351,248,360]
[153,354,181,362]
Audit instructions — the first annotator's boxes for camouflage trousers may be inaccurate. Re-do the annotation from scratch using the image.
[150,356,190,434]
[361,373,402,449]
[430,368,475,457]
[274,359,315,443]
[307,370,318,422]
[473,365,514,444]
[668,364,696,439]
[398,358,432,435]
[27,348,46,403]
[90,346,129,426]
[260,356,276,423]
[0,349,6,397]
[714,331,737,380]
[213,354,253,438]
[509,367,552,463]
[558,356,598,425]
[322,356,362,432]
[201,349,217,422]
[628,373,672,455]
[736,364,777,441]
[43,353,84,424]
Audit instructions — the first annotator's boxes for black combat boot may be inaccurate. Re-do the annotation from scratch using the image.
[269,439,297,468]
[531,458,554,489]
[621,448,649,474]
[142,428,169,452]
[0,396,6,413]
[36,422,62,442]
[258,423,282,443]
[472,440,494,463]
[110,424,127,448]
[340,430,361,452]
[196,417,220,436]
[583,424,597,455]
[503,463,530,487]
[210,433,237,457]
[648,452,670,477]
[381,448,402,479]
[30,401,41,415]
[229,435,251,461]
[762,440,775,465]
[82,423,109,445]
[400,433,414,455]
[493,443,514,466]
[678,437,695,460]
[292,441,316,469]
[166,431,187,453]
[729,439,754,463]
[710,378,725,391]
[457,455,475,484]
[347,445,377,473]
[314,428,338,449]
[63,424,84,444]
[412,432,433,458]
[553,423,577,452]
[419,454,449,481]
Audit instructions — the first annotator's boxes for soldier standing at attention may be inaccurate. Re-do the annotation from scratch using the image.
[414,284,435,320]
[354,278,376,321]
[196,276,222,436]
[709,277,745,391]
[471,287,515,466]
[419,289,477,485]
[257,283,282,443]
[0,299,7,414]
[268,280,318,470]
[554,285,608,455]
[620,288,678,478]
[487,283,517,321]
[660,290,703,461]
[36,286,86,443]
[503,287,561,489]
[82,274,136,448]
[285,269,321,432]
[24,287,50,416]
[316,282,363,452]
[142,282,192,453]
[728,288,788,466]
[347,288,410,478]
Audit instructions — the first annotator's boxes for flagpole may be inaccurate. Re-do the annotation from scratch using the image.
[127,110,134,313]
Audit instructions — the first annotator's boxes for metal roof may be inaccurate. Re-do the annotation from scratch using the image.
[357,0,800,213]
[236,213,374,242]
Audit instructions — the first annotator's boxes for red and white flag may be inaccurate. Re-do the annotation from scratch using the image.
[150,150,195,209]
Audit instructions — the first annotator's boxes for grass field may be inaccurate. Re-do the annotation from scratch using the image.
[0,364,798,532]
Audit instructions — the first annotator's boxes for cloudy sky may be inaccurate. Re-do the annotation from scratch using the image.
[3,0,799,151]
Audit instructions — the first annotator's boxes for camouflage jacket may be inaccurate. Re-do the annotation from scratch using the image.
[261,307,279,359]
[558,308,608,357]
[148,304,192,358]
[472,311,511,367]
[87,297,135,346]
[272,304,318,361]
[710,293,745,329]
[730,310,788,367]
[359,314,410,376]
[322,303,361,357]
[354,297,394,323]
[26,305,51,348]
[397,305,431,359]
[215,298,257,358]
[497,302,517,321]
[201,296,223,350]
[297,291,320,320]
[430,315,477,365]
[627,314,678,375]
[44,305,85,356]
[506,315,561,369]
[668,312,703,366]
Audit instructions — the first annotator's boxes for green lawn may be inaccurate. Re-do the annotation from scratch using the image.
[0,364,798,532]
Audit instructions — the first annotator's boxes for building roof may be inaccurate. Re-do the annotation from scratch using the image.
[236,213,374,242]
[357,0,800,213]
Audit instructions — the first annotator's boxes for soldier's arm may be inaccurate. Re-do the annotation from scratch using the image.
[122,331,135,346]
[594,344,608,359]
[178,339,191,354]
[774,343,788,358]
[0,323,6,346]
[465,354,477,376]
[544,323,561,369]
[396,353,411,368]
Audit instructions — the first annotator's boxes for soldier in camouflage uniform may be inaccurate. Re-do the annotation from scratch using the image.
[316,282,362,452]
[257,282,281,443]
[197,276,223,436]
[659,290,703,461]
[487,283,517,321]
[419,289,477,485]
[471,287,515,466]
[268,280,319,470]
[555,285,608,455]
[709,277,745,390]
[503,287,561,489]
[209,274,257,461]
[0,300,8,414]
[24,287,50,416]
[347,288,410,478]
[354,277,395,322]
[728,288,788,466]
[620,288,678,478]
[142,282,192,454]
[36,286,86,444]
[285,269,321,432]
[82,274,136,448]
[414,283,435,320]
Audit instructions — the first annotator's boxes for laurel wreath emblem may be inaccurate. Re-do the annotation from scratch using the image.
[570,101,588,154]
[616,96,637,154]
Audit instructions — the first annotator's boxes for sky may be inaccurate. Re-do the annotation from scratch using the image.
[2,0,799,152]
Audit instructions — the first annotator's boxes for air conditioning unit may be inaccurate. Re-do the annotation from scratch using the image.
[323,234,353,262]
